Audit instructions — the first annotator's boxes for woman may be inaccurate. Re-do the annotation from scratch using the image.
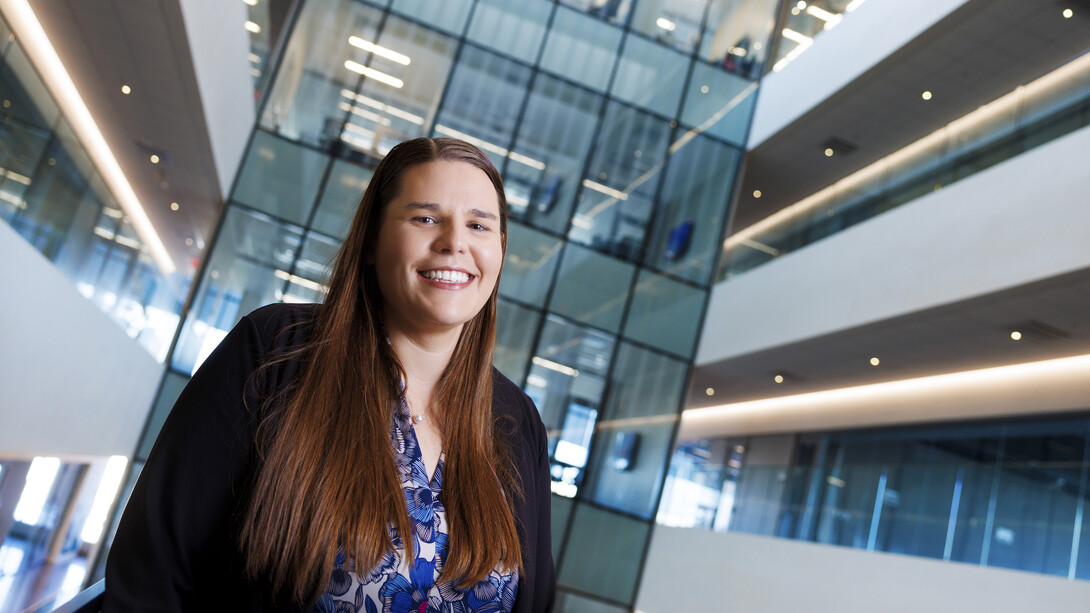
[104,137,556,612]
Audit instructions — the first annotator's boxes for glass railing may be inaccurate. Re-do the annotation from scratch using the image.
[660,415,1090,580]
[718,49,1090,281]
[0,16,187,361]
[768,0,868,73]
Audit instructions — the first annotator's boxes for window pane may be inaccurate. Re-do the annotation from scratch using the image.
[558,502,649,605]
[549,243,635,333]
[525,316,615,489]
[988,430,1084,576]
[171,207,304,375]
[582,342,686,518]
[558,0,633,26]
[390,0,473,35]
[495,299,541,384]
[623,270,704,358]
[259,0,384,147]
[568,102,670,260]
[681,60,757,147]
[505,74,603,234]
[539,7,622,92]
[499,221,563,308]
[137,371,191,461]
[701,0,777,77]
[433,45,533,169]
[281,232,340,304]
[630,0,706,53]
[311,158,374,240]
[467,0,553,64]
[232,130,331,225]
[0,39,60,130]
[644,133,739,285]
[610,34,688,117]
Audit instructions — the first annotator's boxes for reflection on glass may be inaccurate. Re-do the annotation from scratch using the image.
[701,0,778,76]
[631,0,705,54]
[623,270,704,358]
[311,158,373,239]
[524,316,614,492]
[259,0,385,147]
[681,60,757,147]
[610,34,688,117]
[467,0,553,64]
[663,416,1090,581]
[539,7,623,92]
[495,299,541,384]
[558,503,649,604]
[558,0,633,26]
[232,130,331,225]
[644,133,739,284]
[433,45,532,170]
[499,221,563,307]
[390,0,473,34]
[504,73,603,234]
[549,243,635,333]
[582,342,686,518]
[172,207,305,375]
[568,101,670,260]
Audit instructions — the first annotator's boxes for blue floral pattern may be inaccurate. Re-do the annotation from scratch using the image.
[313,394,518,613]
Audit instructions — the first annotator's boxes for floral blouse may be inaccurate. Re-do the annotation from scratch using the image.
[312,395,518,613]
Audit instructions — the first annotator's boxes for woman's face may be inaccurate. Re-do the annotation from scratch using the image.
[372,160,504,338]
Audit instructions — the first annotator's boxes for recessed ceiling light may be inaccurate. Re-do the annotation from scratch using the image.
[149,154,160,164]
[1010,331,1022,340]
[184,237,194,246]
[700,85,710,94]
[244,20,261,34]
[170,202,179,211]
[870,357,880,366]
[824,148,834,157]
[921,90,932,101]
[791,7,800,15]
[1063,8,1073,18]
[244,0,258,6]
[705,387,715,396]
[796,1,807,9]
[774,374,784,384]
[121,84,131,94]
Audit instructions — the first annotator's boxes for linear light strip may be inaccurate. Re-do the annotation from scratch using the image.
[682,353,1090,435]
[728,49,1090,254]
[0,0,176,274]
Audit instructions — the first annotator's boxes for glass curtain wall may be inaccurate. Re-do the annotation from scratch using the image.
[0,15,185,361]
[661,413,1090,581]
[110,0,781,609]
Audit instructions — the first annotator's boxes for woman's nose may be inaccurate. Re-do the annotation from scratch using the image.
[434,223,467,254]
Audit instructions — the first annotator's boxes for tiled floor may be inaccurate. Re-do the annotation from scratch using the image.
[0,541,87,613]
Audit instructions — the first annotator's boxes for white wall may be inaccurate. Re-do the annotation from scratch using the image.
[699,122,1090,366]
[177,0,255,200]
[0,221,163,458]
[636,527,1090,613]
[747,0,969,149]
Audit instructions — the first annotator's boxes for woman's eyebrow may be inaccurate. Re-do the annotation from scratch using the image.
[404,202,440,212]
[469,208,498,221]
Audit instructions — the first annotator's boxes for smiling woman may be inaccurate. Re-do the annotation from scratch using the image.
[103,138,556,613]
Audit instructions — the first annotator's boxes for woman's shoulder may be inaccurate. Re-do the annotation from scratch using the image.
[490,368,546,442]
[243,302,320,341]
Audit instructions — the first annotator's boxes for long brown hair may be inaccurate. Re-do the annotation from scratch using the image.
[239,137,521,605]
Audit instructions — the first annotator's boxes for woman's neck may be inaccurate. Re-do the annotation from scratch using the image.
[386,324,461,410]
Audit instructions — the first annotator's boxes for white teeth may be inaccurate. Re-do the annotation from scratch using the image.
[422,270,470,283]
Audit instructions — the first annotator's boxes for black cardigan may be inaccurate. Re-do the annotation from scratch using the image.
[104,303,556,612]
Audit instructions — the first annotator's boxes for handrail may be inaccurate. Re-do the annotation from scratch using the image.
[48,579,104,613]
